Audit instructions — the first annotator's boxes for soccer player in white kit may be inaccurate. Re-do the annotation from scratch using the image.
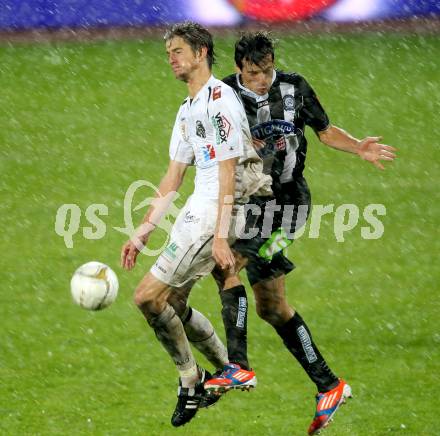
[120,22,271,427]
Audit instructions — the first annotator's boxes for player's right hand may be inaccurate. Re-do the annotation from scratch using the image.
[212,238,236,270]
[120,236,146,271]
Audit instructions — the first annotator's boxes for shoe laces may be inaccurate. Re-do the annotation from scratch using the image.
[222,363,241,377]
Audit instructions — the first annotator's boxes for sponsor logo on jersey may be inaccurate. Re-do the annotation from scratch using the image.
[257,100,269,109]
[202,143,216,162]
[207,144,216,159]
[251,119,296,141]
[163,241,179,261]
[156,263,168,274]
[213,85,222,100]
[275,136,286,151]
[195,120,206,138]
[283,94,295,111]
[184,211,200,224]
[180,118,189,141]
[212,112,231,144]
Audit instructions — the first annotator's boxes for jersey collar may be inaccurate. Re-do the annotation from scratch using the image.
[235,69,277,102]
[185,75,217,106]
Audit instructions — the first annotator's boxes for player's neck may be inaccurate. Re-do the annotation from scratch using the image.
[186,66,212,98]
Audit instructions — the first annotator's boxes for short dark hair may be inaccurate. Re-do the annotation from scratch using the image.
[235,32,275,70]
[164,22,215,69]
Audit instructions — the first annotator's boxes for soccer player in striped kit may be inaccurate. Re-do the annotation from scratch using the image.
[205,32,396,435]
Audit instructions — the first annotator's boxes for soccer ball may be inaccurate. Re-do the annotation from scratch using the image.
[70,261,119,310]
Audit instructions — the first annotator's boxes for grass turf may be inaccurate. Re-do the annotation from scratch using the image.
[1,32,439,435]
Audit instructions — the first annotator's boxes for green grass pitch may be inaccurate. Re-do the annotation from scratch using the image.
[1,32,439,435]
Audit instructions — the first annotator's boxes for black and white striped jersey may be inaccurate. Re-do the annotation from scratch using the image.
[223,71,330,198]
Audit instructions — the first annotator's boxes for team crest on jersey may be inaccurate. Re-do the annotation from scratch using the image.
[212,112,231,144]
[213,86,222,100]
[196,120,206,138]
[283,94,295,111]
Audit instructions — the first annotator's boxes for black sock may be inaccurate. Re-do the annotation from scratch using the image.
[275,312,339,392]
[220,285,249,370]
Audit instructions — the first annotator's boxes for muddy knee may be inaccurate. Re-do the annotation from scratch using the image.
[134,283,167,318]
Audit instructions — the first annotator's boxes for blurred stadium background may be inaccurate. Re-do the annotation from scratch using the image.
[1,0,440,29]
[1,1,439,435]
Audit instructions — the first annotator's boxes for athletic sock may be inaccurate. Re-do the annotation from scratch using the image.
[182,307,228,371]
[179,365,200,389]
[220,285,249,370]
[275,312,339,392]
[145,304,198,388]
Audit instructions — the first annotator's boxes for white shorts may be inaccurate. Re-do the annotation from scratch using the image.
[150,195,244,288]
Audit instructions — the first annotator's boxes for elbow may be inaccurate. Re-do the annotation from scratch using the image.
[318,128,333,146]
[318,133,328,145]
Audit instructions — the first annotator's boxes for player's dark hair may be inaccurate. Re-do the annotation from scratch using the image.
[164,22,215,69]
[235,32,275,70]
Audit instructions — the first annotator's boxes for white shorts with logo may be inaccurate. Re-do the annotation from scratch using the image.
[150,195,245,288]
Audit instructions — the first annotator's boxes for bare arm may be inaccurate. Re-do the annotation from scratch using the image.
[139,160,188,229]
[212,157,237,270]
[121,160,189,270]
[318,125,397,170]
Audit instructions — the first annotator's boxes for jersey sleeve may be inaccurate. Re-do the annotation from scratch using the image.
[208,85,244,162]
[297,76,330,133]
[169,110,194,164]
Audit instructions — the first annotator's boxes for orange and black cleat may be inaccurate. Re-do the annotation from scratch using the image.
[308,379,352,435]
[204,363,257,393]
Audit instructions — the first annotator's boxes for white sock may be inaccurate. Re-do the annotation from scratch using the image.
[148,305,197,385]
[180,365,200,389]
[183,308,228,371]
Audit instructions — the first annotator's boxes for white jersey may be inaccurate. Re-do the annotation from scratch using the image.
[169,75,272,203]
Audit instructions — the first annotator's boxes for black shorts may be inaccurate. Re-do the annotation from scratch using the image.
[233,176,311,286]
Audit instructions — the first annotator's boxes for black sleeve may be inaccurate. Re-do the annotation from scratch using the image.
[297,75,330,133]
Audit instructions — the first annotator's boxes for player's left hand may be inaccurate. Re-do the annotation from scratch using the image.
[252,137,266,151]
[212,238,236,270]
[357,136,397,170]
